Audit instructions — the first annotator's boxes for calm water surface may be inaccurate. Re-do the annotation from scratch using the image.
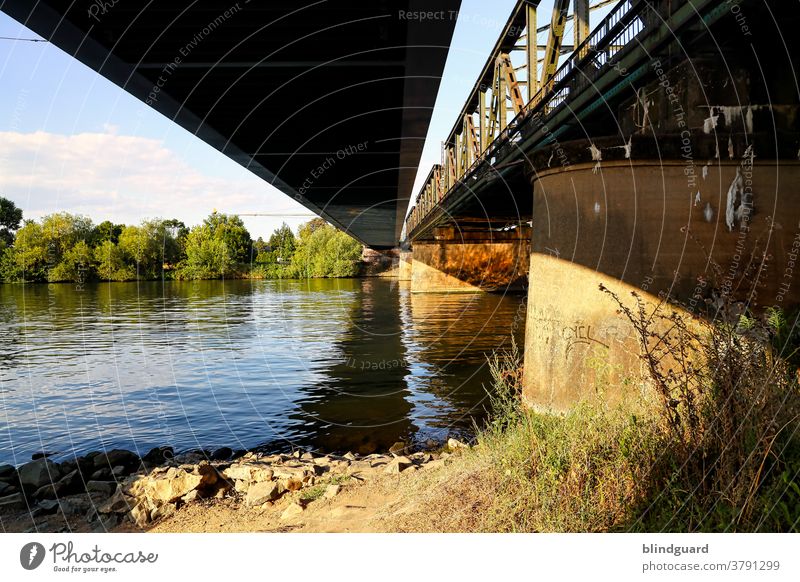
[0,278,524,464]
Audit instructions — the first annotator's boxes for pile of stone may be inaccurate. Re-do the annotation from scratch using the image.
[0,438,470,531]
[0,449,141,508]
[0,446,183,528]
[108,443,462,527]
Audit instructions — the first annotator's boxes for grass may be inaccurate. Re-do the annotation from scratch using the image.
[327,474,353,486]
[299,485,326,502]
[299,474,352,503]
[388,303,800,533]
[390,388,665,532]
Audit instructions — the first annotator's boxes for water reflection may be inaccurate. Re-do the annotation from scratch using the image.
[402,289,525,440]
[291,279,414,455]
[0,279,524,464]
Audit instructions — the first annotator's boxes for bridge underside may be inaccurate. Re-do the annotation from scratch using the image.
[1,0,460,248]
[405,154,532,293]
[410,224,531,293]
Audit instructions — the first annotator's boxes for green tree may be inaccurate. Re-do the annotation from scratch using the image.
[268,222,297,262]
[178,224,234,279]
[8,220,48,281]
[252,237,270,264]
[176,212,252,279]
[94,240,135,281]
[253,237,269,255]
[48,240,95,282]
[250,224,297,278]
[117,219,177,279]
[119,225,154,278]
[0,246,21,282]
[326,229,364,276]
[2,213,96,283]
[297,217,327,240]
[41,213,93,257]
[162,218,188,238]
[291,220,362,278]
[0,196,23,246]
[202,211,251,263]
[161,218,189,265]
[89,220,124,246]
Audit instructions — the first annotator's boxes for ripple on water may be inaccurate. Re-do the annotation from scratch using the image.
[0,279,524,463]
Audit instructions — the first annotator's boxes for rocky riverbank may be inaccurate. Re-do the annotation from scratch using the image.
[0,439,469,533]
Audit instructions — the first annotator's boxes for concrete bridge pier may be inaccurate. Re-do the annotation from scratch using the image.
[409,224,531,293]
[521,59,800,409]
[522,156,800,410]
[399,251,413,282]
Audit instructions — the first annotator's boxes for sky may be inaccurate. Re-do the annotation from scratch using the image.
[0,0,598,240]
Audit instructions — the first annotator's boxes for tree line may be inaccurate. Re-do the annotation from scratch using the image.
[0,197,363,283]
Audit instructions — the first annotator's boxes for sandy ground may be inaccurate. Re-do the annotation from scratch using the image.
[124,468,426,533]
[0,476,415,534]
[1,452,455,534]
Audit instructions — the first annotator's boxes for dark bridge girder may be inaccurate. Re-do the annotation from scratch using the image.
[1,0,461,248]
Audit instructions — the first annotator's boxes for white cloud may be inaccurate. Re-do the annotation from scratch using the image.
[0,129,312,237]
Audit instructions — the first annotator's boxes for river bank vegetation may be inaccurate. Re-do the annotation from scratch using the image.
[0,196,363,283]
[391,297,800,532]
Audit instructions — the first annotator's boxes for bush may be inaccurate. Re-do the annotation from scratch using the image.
[0,246,21,282]
[118,221,166,279]
[94,240,136,281]
[249,261,293,280]
[175,225,235,279]
[290,223,362,278]
[6,220,48,281]
[175,213,257,280]
[395,342,665,532]
[48,240,95,282]
[599,287,800,531]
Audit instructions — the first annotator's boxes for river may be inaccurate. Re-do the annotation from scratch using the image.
[0,278,525,464]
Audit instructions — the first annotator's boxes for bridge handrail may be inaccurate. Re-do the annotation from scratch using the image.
[407,0,654,236]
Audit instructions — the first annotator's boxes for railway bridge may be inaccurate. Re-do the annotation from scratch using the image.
[403,0,800,407]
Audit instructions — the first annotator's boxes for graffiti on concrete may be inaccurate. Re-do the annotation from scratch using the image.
[562,323,609,357]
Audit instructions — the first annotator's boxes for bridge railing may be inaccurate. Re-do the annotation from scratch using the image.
[406,164,442,234]
[406,0,652,238]
[541,0,644,113]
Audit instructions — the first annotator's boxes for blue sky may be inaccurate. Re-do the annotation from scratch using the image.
[0,0,599,240]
